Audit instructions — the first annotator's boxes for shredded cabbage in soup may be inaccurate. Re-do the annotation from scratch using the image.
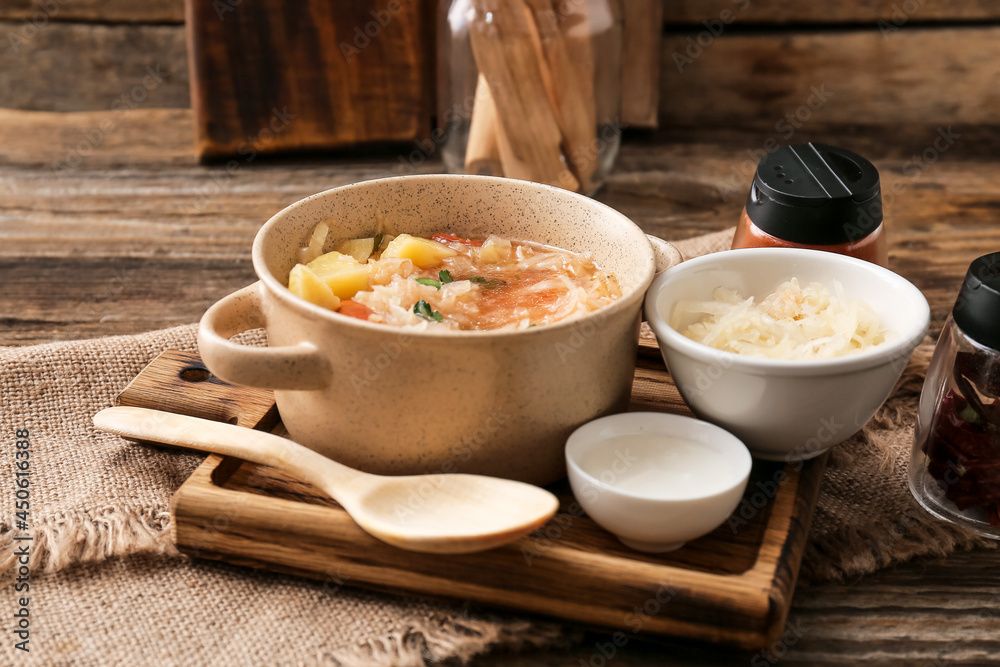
[672,278,894,359]
[289,227,622,330]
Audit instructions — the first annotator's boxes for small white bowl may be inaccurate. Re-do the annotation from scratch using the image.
[644,248,930,461]
[565,412,752,553]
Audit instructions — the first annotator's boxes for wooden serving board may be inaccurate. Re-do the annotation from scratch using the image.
[116,346,827,651]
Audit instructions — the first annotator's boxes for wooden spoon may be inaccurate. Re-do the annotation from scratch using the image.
[93,406,559,554]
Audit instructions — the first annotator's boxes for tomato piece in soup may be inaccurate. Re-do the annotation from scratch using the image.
[338,300,374,320]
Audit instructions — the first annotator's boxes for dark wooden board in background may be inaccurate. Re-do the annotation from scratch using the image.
[183,0,435,159]
[622,0,663,128]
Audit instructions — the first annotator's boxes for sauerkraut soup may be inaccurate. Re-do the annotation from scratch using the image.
[288,224,623,330]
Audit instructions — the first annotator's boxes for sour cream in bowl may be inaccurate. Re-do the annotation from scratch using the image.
[566,412,751,553]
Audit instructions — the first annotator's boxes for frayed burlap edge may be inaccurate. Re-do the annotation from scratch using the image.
[802,510,995,583]
[329,611,578,667]
[0,505,177,579]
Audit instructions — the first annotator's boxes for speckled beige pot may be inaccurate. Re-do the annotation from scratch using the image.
[198,175,681,485]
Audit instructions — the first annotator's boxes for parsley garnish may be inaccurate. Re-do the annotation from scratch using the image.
[469,276,506,289]
[438,270,453,284]
[413,300,443,322]
[416,277,441,289]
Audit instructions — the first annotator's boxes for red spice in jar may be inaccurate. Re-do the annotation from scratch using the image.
[732,143,888,267]
[910,252,1000,533]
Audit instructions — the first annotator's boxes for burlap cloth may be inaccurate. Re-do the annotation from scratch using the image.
[1,228,995,665]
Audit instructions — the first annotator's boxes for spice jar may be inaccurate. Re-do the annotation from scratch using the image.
[437,0,622,195]
[909,252,1000,538]
[732,143,888,267]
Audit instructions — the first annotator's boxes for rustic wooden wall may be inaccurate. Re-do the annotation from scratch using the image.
[3,1,999,127]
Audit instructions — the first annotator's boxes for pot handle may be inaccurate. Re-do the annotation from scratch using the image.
[197,282,331,390]
[646,234,684,274]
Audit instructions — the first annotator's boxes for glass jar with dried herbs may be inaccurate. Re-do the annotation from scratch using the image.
[437,0,622,195]
[909,252,1000,537]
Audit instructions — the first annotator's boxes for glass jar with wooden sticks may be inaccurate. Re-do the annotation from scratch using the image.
[438,0,623,195]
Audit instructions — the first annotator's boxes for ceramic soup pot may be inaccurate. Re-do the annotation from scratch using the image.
[198,175,681,485]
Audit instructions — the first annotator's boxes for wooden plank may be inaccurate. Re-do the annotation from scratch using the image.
[0,23,189,112]
[0,109,195,168]
[184,0,433,160]
[663,0,1000,24]
[3,0,998,32]
[0,0,184,23]
[0,256,256,345]
[621,0,663,128]
[5,108,999,170]
[6,23,1000,129]
[2,111,999,345]
[8,0,999,31]
[4,23,998,130]
[661,26,1000,125]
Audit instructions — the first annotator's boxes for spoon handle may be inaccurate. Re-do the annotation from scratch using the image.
[93,406,363,500]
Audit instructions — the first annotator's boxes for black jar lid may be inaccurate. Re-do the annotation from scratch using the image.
[745,143,882,246]
[954,252,1000,351]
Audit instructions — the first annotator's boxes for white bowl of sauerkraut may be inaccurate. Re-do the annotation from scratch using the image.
[644,248,930,461]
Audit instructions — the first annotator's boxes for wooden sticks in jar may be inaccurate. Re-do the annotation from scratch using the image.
[467,0,596,192]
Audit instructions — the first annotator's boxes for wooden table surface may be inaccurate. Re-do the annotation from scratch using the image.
[2,108,999,664]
